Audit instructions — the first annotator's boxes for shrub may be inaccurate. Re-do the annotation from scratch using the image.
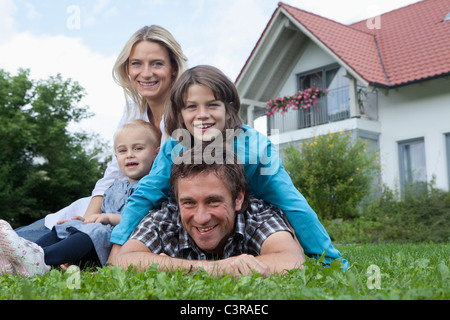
[324,182,450,244]
[283,131,379,220]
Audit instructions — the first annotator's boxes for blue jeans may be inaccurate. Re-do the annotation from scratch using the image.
[15,218,51,242]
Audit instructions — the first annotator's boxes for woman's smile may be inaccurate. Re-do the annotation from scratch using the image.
[137,80,159,88]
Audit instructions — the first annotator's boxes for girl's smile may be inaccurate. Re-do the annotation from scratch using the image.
[194,122,216,131]
[181,84,230,141]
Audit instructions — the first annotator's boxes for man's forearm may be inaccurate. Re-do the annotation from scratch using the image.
[112,250,271,277]
[255,250,304,274]
[256,231,305,274]
[106,244,121,265]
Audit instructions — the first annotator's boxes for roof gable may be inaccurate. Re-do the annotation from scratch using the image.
[237,0,450,88]
[279,3,388,86]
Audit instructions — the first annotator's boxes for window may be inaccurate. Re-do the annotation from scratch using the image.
[398,138,427,193]
[298,65,350,126]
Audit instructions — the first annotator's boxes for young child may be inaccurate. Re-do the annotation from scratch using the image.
[0,120,159,277]
[110,65,348,270]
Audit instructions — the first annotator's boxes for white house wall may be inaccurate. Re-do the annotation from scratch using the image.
[272,36,450,192]
[278,39,336,97]
[240,14,450,193]
[378,77,450,191]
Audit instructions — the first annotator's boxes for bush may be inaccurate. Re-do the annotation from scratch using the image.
[324,183,450,244]
[283,131,379,220]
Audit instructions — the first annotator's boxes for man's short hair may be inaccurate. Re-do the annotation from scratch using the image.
[170,145,249,212]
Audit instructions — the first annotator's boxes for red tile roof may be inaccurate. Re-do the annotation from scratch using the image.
[349,0,450,86]
[238,0,450,87]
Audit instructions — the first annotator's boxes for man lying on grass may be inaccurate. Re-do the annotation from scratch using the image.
[112,147,305,277]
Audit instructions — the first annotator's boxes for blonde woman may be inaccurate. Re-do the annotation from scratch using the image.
[113,25,188,141]
[16,26,188,242]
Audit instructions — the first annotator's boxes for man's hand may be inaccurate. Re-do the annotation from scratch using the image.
[206,254,271,278]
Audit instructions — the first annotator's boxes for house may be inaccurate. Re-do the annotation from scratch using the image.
[236,0,450,193]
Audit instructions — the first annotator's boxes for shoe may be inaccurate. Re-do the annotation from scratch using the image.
[0,220,50,277]
[0,254,14,275]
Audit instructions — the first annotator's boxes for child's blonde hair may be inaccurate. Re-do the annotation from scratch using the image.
[113,120,160,152]
[165,65,243,136]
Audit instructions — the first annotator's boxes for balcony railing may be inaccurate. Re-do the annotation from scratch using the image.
[266,86,378,134]
[268,87,351,134]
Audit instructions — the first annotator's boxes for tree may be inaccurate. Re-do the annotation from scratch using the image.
[0,69,109,227]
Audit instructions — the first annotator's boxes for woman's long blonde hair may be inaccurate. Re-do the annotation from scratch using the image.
[112,25,188,117]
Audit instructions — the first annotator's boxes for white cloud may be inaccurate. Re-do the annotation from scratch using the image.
[0,31,124,146]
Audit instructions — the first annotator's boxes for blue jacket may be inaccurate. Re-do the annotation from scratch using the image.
[110,125,348,269]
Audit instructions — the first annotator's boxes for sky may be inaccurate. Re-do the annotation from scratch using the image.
[0,0,421,147]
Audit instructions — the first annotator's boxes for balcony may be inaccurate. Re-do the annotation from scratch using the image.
[267,86,378,134]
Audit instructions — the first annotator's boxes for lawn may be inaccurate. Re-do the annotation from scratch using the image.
[1,243,448,301]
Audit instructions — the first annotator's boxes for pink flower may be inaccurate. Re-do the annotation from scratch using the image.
[266,88,328,116]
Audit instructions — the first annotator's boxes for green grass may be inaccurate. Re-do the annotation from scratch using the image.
[1,243,448,300]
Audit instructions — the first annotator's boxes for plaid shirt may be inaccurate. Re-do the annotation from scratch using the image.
[130,196,292,260]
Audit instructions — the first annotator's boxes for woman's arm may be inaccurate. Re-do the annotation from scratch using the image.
[82,196,104,220]
[55,196,104,225]
[85,213,121,226]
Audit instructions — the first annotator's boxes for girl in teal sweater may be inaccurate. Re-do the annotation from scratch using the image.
[110,65,347,270]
